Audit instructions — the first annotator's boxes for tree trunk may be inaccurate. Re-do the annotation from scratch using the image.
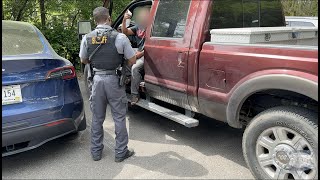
[16,0,29,21]
[2,1,4,20]
[39,0,45,28]
[71,10,80,27]
[103,0,110,8]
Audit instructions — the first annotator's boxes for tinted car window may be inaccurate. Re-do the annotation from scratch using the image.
[2,21,44,56]
[210,0,285,29]
[152,0,191,38]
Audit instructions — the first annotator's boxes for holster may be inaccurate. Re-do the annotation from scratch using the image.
[88,64,94,80]
[84,63,94,82]
[116,62,126,87]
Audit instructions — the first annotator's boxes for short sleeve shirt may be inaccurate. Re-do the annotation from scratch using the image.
[79,24,135,61]
[128,25,146,52]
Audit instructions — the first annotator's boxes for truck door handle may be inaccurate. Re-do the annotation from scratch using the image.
[177,51,187,68]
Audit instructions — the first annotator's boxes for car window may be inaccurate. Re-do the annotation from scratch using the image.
[210,0,285,29]
[2,21,44,56]
[288,21,315,27]
[152,0,191,38]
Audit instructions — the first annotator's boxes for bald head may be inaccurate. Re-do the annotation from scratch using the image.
[93,7,111,24]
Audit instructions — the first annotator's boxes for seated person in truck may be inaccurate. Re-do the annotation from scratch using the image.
[121,8,150,105]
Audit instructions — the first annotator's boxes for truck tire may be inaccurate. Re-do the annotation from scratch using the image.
[243,106,318,179]
[84,64,93,99]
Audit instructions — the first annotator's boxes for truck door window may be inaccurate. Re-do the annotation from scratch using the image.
[151,0,191,38]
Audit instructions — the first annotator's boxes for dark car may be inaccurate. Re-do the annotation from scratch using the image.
[2,20,86,157]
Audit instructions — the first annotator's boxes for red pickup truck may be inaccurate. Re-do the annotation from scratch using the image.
[87,0,319,179]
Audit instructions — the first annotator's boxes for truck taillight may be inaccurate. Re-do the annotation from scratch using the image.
[46,66,76,80]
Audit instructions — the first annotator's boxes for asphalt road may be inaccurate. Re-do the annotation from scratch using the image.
[2,78,254,179]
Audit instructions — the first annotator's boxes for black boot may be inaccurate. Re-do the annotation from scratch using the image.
[115,149,135,162]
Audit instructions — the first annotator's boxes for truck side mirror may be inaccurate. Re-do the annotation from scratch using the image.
[78,21,92,40]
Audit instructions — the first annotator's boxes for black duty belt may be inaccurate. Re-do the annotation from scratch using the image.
[94,70,117,75]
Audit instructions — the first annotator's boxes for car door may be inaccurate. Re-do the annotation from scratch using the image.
[144,0,197,109]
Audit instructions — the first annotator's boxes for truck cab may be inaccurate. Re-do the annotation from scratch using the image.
[112,0,287,112]
[84,0,318,179]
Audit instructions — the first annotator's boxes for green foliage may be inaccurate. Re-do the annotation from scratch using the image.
[39,21,80,68]
[2,0,318,71]
[3,0,131,70]
[281,0,318,16]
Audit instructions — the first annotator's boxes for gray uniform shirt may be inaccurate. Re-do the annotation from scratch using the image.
[79,24,135,71]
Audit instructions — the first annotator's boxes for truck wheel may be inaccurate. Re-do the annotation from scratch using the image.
[84,64,93,99]
[243,106,318,179]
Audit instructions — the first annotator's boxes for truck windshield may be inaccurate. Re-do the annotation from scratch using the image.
[210,0,285,29]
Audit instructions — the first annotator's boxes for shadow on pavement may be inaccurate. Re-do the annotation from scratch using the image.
[100,120,209,178]
[129,151,209,177]
[127,107,247,168]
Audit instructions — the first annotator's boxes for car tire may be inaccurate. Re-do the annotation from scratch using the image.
[243,106,318,180]
[84,64,93,99]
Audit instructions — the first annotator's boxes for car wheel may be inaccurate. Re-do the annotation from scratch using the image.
[243,106,318,179]
[84,64,93,99]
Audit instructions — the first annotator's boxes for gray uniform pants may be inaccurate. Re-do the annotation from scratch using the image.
[90,74,128,158]
[131,57,144,95]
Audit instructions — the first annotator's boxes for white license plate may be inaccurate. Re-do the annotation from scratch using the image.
[2,85,23,105]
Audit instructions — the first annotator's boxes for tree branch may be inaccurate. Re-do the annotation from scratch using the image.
[16,0,29,21]
[39,0,46,28]
[2,1,4,20]
[71,9,80,28]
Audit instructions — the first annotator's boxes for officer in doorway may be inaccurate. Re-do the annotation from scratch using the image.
[79,7,136,162]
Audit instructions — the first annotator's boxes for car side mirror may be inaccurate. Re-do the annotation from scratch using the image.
[78,21,92,40]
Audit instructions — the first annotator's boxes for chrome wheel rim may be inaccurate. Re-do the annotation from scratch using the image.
[256,126,317,179]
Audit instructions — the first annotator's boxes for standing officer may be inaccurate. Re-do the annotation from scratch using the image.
[79,7,136,162]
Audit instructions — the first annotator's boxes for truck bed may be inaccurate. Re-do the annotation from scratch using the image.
[210,27,318,46]
[196,41,318,122]
[200,41,318,94]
